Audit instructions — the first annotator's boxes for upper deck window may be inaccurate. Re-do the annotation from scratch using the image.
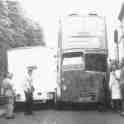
[62,15,107,50]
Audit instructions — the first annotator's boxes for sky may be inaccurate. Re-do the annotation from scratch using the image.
[17,0,123,59]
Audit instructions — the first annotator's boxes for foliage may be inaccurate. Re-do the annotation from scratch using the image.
[0,0,45,80]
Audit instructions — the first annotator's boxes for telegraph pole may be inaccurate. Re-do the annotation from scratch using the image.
[58,17,62,85]
[114,29,119,64]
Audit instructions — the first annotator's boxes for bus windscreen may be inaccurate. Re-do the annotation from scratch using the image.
[62,52,84,67]
[85,53,107,72]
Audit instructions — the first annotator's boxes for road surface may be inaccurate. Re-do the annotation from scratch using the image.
[0,109,124,124]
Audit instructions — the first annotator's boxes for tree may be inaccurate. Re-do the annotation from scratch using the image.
[0,0,45,80]
[6,0,45,47]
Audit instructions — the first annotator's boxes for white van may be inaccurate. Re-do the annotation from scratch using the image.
[7,46,57,103]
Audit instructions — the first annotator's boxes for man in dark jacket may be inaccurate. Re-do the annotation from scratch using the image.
[23,68,34,115]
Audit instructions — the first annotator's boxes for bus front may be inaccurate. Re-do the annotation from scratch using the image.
[56,14,108,107]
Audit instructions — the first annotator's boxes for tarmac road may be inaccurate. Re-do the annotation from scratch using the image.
[0,109,124,124]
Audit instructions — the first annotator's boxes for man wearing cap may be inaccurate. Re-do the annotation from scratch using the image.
[23,68,34,115]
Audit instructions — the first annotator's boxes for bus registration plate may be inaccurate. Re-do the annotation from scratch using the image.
[79,97,91,102]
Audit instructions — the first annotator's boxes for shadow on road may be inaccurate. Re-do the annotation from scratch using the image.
[14,101,109,112]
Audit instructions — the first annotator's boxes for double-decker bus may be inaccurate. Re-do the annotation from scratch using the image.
[55,13,109,109]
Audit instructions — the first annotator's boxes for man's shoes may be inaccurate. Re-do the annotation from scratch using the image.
[5,115,15,119]
[24,112,34,115]
[120,112,124,116]
[117,110,121,113]
[24,112,30,115]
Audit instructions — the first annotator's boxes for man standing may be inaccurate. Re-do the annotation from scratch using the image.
[23,68,34,115]
[120,58,124,116]
[109,63,121,112]
[1,73,15,119]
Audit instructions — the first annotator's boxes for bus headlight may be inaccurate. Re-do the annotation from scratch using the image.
[62,84,67,91]
[16,94,21,100]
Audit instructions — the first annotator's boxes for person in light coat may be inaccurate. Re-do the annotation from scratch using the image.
[109,63,121,112]
[120,58,124,116]
[1,73,15,119]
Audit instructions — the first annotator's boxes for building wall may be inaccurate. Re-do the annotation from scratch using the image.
[121,18,124,34]
[119,38,124,61]
[118,17,124,61]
